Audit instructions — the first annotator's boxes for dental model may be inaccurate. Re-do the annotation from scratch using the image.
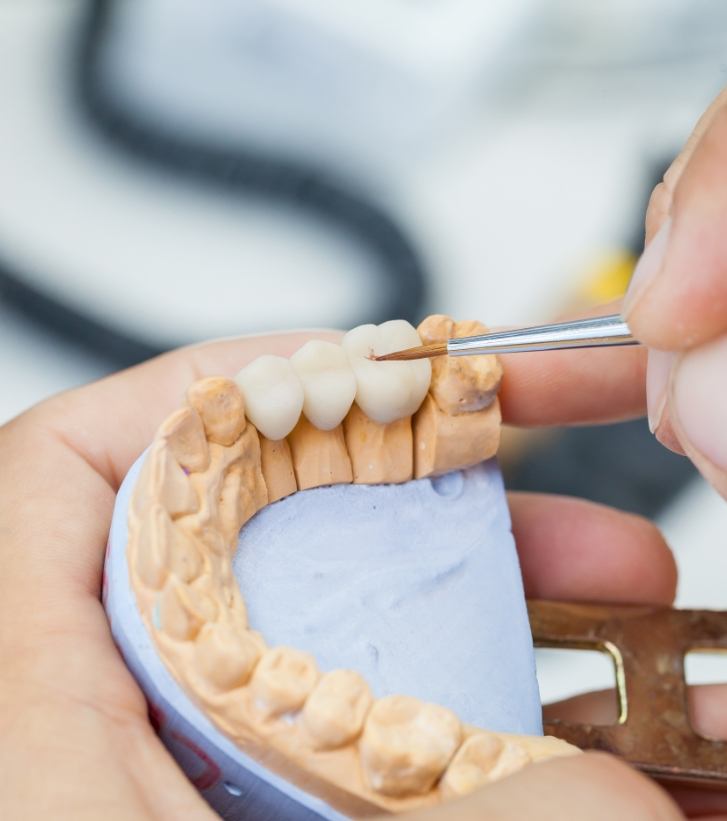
[105,316,579,820]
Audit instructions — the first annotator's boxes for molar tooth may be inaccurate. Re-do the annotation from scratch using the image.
[302,669,372,750]
[249,647,319,719]
[234,356,304,441]
[360,695,461,797]
[440,733,505,798]
[343,320,431,424]
[186,377,246,446]
[194,624,264,691]
[290,340,357,430]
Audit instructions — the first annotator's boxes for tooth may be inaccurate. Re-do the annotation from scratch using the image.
[440,733,505,798]
[234,356,304,441]
[156,581,218,641]
[249,646,319,719]
[186,376,246,446]
[302,669,372,750]
[343,320,431,424]
[418,315,502,415]
[194,624,264,691]
[135,505,169,589]
[133,442,198,518]
[158,407,210,472]
[290,340,356,430]
[360,695,461,797]
[487,739,531,782]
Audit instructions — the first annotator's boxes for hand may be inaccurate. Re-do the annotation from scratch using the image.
[624,87,727,500]
[1,325,685,820]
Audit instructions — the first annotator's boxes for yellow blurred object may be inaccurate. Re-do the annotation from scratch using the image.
[578,250,636,304]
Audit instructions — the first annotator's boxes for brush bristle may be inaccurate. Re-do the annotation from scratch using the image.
[373,342,447,362]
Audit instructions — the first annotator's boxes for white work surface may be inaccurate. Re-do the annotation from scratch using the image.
[2,0,727,708]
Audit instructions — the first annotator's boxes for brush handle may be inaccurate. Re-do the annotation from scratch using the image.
[448,314,637,356]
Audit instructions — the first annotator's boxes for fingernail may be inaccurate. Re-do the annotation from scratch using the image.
[646,349,676,433]
[672,335,727,472]
[624,217,672,318]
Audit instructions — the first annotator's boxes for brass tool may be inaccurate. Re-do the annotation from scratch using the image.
[528,599,727,789]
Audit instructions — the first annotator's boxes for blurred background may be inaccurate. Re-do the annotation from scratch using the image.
[2,0,727,707]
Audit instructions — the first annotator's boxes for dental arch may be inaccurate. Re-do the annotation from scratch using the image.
[127,315,579,817]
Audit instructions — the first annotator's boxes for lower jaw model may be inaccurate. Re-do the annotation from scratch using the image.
[104,314,580,820]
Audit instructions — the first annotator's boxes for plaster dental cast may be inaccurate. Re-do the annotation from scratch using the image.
[4,85,727,820]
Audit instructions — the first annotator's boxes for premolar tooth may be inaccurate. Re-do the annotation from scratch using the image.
[194,624,264,691]
[343,320,431,424]
[234,356,304,441]
[290,340,356,430]
[440,733,505,798]
[250,647,319,718]
[302,669,372,750]
[360,694,461,797]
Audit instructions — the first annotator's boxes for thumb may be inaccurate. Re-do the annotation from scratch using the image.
[400,753,682,821]
[624,92,727,351]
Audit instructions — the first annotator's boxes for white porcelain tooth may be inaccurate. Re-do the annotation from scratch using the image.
[234,355,304,441]
[290,341,356,431]
[342,320,431,424]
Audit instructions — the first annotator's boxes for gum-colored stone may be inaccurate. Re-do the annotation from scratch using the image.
[259,435,297,503]
[360,695,462,797]
[302,670,373,750]
[413,394,501,479]
[440,733,505,798]
[158,407,210,472]
[157,581,218,641]
[342,403,413,484]
[418,315,502,415]
[250,647,319,718]
[287,417,353,490]
[194,623,264,691]
[133,442,198,518]
[186,377,246,446]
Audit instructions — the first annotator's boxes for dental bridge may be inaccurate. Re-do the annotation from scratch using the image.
[108,314,727,818]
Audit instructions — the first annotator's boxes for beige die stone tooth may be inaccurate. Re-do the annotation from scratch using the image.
[217,425,268,540]
[343,403,413,485]
[287,417,353,490]
[440,733,506,798]
[158,406,209,472]
[418,315,503,415]
[302,670,373,750]
[413,394,501,479]
[135,504,169,589]
[250,647,319,719]
[133,441,198,518]
[157,581,218,641]
[194,623,265,691]
[259,435,297,503]
[487,739,531,782]
[186,377,246,446]
[360,695,462,797]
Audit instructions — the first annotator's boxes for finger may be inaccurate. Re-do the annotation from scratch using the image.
[669,336,727,500]
[509,492,677,605]
[625,95,727,350]
[645,87,727,243]
[401,752,682,821]
[545,685,727,818]
[31,330,341,489]
[499,299,647,427]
